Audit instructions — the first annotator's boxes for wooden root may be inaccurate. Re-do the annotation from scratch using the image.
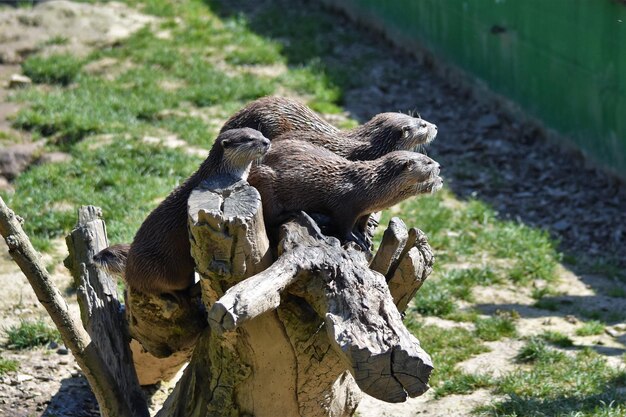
[0,197,142,417]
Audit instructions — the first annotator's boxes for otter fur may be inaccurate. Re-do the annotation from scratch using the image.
[273,112,437,160]
[93,128,271,295]
[248,140,442,247]
[221,96,437,160]
[220,96,339,139]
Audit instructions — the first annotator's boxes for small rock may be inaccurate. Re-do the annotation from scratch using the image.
[477,113,500,130]
[552,219,570,232]
[37,152,72,165]
[595,339,605,345]
[0,142,44,179]
[0,176,13,192]
[56,346,69,355]
[47,341,59,350]
[605,327,620,338]
[565,315,578,324]
[8,74,32,88]
[16,373,33,383]
[70,370,81,378]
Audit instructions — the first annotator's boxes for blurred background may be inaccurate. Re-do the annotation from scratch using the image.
[0,1,625,416]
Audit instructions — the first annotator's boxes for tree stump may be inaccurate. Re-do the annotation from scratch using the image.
[160,175,434,416]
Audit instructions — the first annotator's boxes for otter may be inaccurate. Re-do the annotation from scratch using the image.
[93,128,271,295]
[220,96,339,139]
[248,140,442,248]
[93,243,129,277]
[273,112,437,160]
[221,96,438,160]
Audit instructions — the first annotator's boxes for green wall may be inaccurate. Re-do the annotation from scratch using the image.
[325,0,626,178]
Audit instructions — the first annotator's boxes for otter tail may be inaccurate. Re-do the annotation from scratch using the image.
[92,243,130,277]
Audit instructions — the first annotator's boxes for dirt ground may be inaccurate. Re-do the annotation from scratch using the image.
[1,1,625,417]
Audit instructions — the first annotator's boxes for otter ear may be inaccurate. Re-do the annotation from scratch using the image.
[222,139,232,148]
[401,125,411,138]
[403,159,416,171]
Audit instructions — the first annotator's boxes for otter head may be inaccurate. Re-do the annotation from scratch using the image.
[366,113,438,153]
[385,151,443,196]
[215,128,271,179]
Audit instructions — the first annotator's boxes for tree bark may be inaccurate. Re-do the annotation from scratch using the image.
[64,205,148,416]
[0,197,138,417]
[161,175,434,416]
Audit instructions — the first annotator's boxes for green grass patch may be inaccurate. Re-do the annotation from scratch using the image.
[389,191,560,284]
[435,372,493,398]
[576,320,605,336]
[444,309,480,323]
[406,320,490,395]
[481,346,626,416]
[412,279,457,317]
[2,138,201,249]
[534,298,560,311]
[540,331,574,348]
[0,357,20,375]
[475,315,517,341]
[412,266,501,317]
[22,53,83,86]
[5,320,61,349]
[607,286,626,298]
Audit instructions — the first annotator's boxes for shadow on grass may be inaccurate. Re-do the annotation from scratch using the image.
[483,381,626,417]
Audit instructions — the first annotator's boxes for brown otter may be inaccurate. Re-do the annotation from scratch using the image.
[248,140,442,248]
[220,96,339,139]
[93,128,271,295]
[273,112,437,160]
[220,96,438,160]
[93,243,129,277]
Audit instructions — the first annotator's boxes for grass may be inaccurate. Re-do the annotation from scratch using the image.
[480,344,626,416]
[474,315,517,341]
[406,319,490,396]
[412,266,502,317]
[5,320,61,349]
[3,138,201,249]
[22,53,84,86]
[576,320,605,336]
[540,331,574,348]
[1,0,610,414]
[0,357,20,375]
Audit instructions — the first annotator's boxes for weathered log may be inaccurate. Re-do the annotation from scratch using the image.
[64,206,148,416]
[0,197,136,417]
[124,286,206,359]
[370,217,409,277]
[159,176,362,417]
[282,215,433,402]
[387,228,434,312]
